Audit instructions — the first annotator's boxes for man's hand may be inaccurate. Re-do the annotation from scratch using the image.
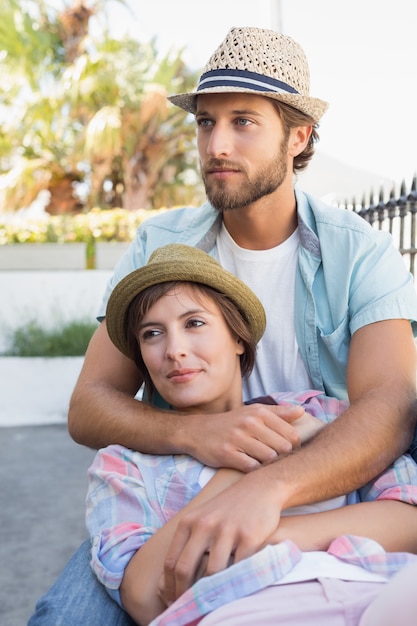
[184,403,304,472]
[161,468,283,603]
[159,412,325,603]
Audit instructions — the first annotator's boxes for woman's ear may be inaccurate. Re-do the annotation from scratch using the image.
[236,338,245,356]
[288,125,312,157]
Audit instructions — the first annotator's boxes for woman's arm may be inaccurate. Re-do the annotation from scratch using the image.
[120,468,242,626]
[268,500,417,553]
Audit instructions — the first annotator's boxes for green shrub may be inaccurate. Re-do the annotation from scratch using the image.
[2,319,98,357]
[0,207,169,245]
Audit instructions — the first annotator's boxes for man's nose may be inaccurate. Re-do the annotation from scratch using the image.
[206,123,233,158]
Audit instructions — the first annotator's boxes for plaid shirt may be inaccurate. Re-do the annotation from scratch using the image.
[151,536,417,626]
[86,390,417,623]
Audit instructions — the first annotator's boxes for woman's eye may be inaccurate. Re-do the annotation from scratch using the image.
[142,329,161,340]
[186,319,205,329]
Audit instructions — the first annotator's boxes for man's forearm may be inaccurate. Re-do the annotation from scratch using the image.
[69,380,185,451]
[266,388,416,512]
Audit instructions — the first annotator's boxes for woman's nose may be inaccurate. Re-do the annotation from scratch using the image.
[165,333,187,360]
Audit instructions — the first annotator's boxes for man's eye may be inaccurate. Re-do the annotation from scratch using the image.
[237,118,251,126]
[197,118,213,127]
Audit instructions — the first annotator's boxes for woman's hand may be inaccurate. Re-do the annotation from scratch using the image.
[292,410,326,445]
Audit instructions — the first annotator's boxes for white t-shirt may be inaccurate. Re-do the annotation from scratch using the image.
[204,227,388,593]
[216,224,312,400]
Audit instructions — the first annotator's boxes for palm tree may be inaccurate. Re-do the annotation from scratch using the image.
[0,0,201,214]
[80,36,201,210]
[0,0,91,213]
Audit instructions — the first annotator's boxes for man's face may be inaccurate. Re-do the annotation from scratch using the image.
[196,93,291,212]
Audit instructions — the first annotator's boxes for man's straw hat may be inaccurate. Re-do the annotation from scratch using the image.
[106,244,266,358]
[169,26,328,123]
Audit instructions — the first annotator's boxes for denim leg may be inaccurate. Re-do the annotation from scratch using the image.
[27,539,135,626]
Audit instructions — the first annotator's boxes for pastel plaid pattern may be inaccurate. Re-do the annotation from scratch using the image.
[86,390,417,617]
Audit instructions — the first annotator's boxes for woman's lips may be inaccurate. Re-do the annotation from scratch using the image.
[167,369,201,383]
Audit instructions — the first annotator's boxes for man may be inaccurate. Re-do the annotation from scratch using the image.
[28,27,417,625]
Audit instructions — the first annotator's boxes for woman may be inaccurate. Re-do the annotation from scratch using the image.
[86,244,417,626]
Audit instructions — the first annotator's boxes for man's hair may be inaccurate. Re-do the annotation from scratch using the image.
[273,101,319,172]
[125,281,257,404]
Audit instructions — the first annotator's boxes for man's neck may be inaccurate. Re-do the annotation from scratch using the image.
[222,187,297,251]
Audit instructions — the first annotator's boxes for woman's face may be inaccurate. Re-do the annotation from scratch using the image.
[137,284,245,413]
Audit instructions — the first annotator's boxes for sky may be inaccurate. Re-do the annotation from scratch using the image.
[97,0,417,200]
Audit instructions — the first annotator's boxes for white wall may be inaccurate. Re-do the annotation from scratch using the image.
[0,270,112,352]
[0,356,84,426]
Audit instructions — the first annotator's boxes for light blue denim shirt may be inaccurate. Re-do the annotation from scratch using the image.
[98,188,417,399]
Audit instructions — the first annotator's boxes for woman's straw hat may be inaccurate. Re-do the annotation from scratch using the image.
[106,244,266,357]
[169,26,328,123]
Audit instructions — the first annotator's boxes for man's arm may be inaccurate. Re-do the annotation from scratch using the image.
[162,319,417,600]
[122,481,417,625]
[68,320,303,467]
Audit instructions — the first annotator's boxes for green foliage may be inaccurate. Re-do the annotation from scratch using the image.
[3,319,98,357]
[0,206,169,244]
[0,0,202,213]
[0,0,63,90]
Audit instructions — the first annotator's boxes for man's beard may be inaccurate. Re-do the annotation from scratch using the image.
[201,142,288,212]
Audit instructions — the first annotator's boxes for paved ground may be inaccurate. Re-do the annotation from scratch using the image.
[0,424,95,626]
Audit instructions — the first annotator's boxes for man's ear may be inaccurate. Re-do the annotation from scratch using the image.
[288,125,313,157]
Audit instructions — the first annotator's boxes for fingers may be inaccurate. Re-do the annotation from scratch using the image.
[163,516,208,602]
[163,472,280,602]
[292,411,326,444]
[271,404,305,424]
[187,404,304,472]
[224,405,303,467]
[233,405,302,460]
[163,513,250,601]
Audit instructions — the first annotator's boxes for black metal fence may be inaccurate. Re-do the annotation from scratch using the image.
[340,175,417,278]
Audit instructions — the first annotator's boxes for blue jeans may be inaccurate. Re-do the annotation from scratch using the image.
[27,539,135,626]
